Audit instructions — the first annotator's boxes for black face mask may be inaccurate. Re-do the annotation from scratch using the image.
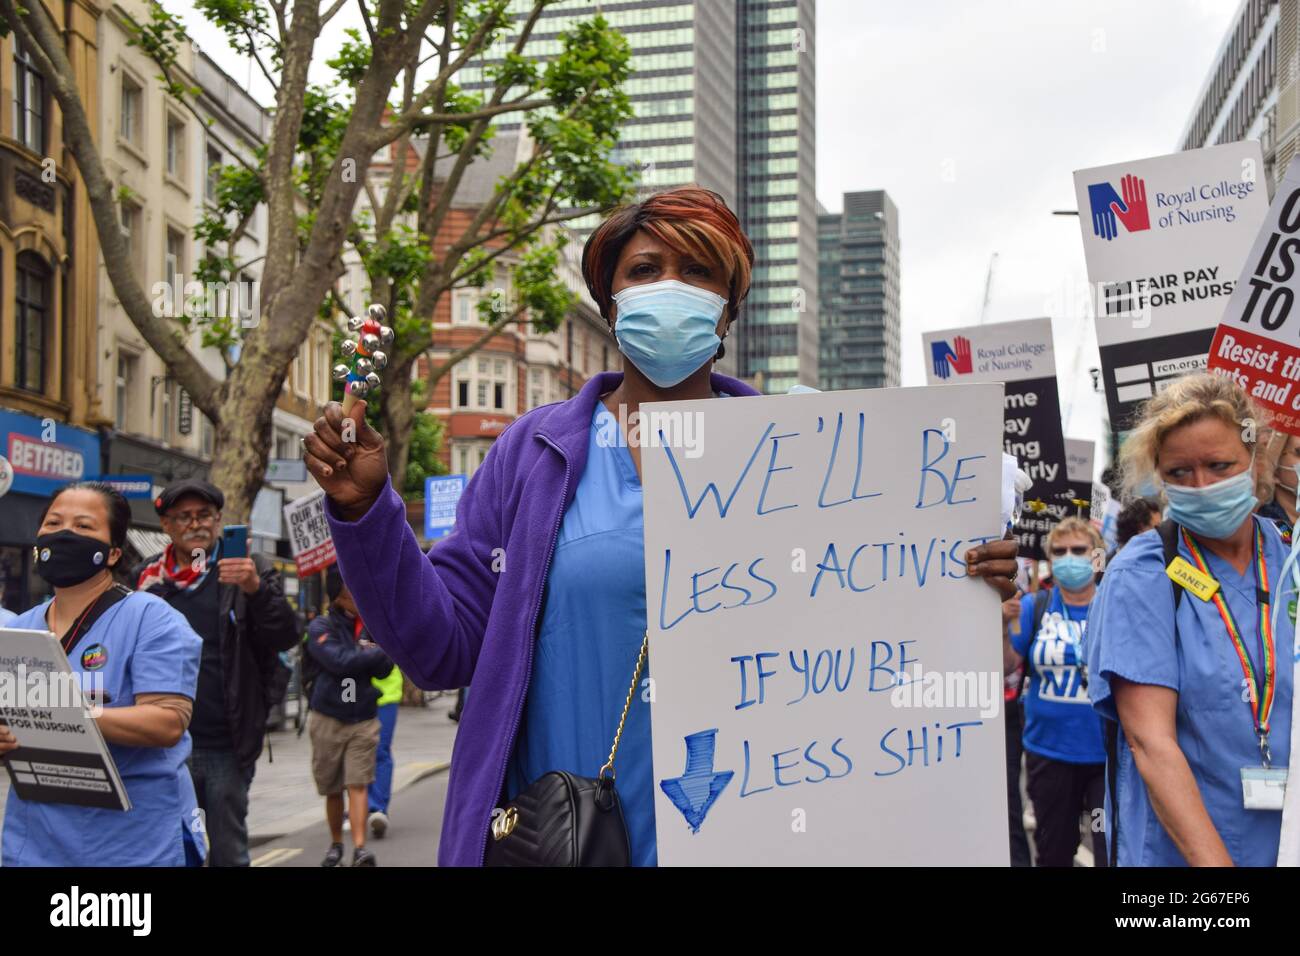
[33,530,115,588]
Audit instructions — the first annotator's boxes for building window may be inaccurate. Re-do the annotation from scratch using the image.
[201,415,214,457]
[164,379,179,440]
[238,272,256,325]
[119,202,141,276]
[453,440,492,477]
[115,349,138,430]
[452,287,478,325]
[165,227,184,292]
[206,144,223,202]
[14,253,50,393]
[528,367,545,410]
[315,334,330,399]
[453,355,514,413]
[12,44,44,153]
[166,114,185,178]
[292,346,306,394]
[120,73,142,146]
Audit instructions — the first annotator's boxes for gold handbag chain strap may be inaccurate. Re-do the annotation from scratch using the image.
[598,632,649,783]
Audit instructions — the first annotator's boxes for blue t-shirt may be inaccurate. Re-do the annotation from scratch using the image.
[1013,588,1105,764]
[508,401,657,865]
[0,608,16,627]
[2,590,203,867]
[1088,516,1295,867]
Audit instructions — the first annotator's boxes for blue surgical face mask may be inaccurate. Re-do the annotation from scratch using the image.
[1275,463,1300,494]
[612,279,727,388]
[1163,464,1258,540]
[1050,555,1095,591]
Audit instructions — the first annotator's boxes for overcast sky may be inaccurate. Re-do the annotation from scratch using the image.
[180,1,1243,467]
[816,0,1240,460]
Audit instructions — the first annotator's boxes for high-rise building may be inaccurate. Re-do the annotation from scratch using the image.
[817,190,901,391]
[736,0,817,393]
[459,0,816,389]
[1180,0,1280,186]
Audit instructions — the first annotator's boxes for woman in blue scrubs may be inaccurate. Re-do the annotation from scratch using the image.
[0,481,202,866]
[1088,373,1294,866]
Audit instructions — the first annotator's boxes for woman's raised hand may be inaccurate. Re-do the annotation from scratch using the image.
[303,399,390,520]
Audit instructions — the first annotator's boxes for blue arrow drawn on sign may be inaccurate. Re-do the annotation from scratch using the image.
[658,729,734,833]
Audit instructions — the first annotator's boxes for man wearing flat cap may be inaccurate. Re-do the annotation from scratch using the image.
[138,478,299,866]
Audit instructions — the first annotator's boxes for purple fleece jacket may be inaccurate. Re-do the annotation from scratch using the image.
[325,370,759,866]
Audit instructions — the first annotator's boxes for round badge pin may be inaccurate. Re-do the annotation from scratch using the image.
[81,644,108,671]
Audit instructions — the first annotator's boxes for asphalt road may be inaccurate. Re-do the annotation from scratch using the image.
[251,767,449,867]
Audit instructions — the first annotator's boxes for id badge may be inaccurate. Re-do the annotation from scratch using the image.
[1241,767,1288,810]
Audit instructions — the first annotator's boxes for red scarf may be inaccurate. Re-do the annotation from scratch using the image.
[137,542,212,593]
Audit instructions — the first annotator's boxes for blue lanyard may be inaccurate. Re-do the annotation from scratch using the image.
[1047,588,1088,664]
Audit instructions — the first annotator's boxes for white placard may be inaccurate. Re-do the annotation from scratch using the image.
[1074,142,1268,344]
[0,628,129,810]
[1073,143,1269,432]
[1208,156,1300,435]
[1064,437,1095,487]
[921,318,1069,558]
[641,385,1009,865]
[283,489,336,575]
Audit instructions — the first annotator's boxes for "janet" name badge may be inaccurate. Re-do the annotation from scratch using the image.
[1166,557,1220,602]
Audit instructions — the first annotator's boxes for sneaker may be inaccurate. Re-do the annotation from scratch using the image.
[321,842,344,867]
[369,811,389,838]
[352,846,377,867]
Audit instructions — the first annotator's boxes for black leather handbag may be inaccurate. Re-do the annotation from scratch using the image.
[484,634,648,867]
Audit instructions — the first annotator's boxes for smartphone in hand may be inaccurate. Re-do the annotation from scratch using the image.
[221,524,249,559]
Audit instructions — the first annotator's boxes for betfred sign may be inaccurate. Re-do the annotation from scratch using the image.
[1208,157,1300,435]
[0,410,100,495]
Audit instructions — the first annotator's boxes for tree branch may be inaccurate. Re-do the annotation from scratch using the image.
[321,0,350,25]
[425,303,527,382]
[373,96,550,150]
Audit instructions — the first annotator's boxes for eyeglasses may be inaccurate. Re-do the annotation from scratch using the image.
[1049,545,1091,558]
[165,509,218,527]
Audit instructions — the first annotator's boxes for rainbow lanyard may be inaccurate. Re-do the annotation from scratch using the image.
[1182,525,1276,767]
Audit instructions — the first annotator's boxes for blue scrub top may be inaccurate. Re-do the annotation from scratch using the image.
[508,401,657,865]
[1088,516,1295,866]
[1013,589,1106,764]
[0,607,16,627]
[2,589,202,867]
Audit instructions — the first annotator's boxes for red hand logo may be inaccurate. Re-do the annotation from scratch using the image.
[951,336,973,374]
[1110,174,1149,233]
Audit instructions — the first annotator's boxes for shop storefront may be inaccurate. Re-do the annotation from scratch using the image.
[0,410,103,612]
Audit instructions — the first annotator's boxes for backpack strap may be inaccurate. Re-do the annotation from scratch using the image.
[1156,518,1183,611]
[1031,588,1051,637]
